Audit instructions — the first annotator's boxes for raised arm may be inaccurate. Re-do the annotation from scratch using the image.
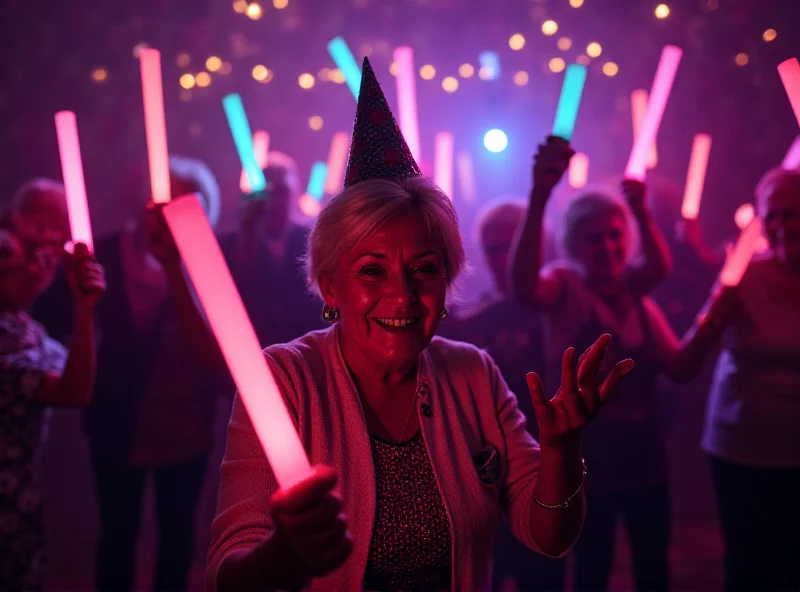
[509,137,574,309]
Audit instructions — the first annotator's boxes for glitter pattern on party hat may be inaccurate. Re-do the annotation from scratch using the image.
[344,57,421,188]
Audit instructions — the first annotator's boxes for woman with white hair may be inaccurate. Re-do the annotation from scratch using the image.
[207,60,634,591]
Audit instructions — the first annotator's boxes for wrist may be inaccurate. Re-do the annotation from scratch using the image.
[539,441,582,461]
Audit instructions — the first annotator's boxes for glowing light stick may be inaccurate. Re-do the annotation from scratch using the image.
[630,89,658,169]
[783,136,800,170]
[778,58,800,126]
[240,131,270,193]
[327,37,362,100]
[681,133,713,219]
[552,64,587,142]
[163,195,311,490]
[324,132,350,194]
[568,152,589,188]
[625,45,683,181]
[720,217,762,287]
[223,94,266,194]
[54,111,94,252]
[456,151,477,204]
[138,48,171,204]
[434,132,454,199]
[306,162,328,201]
[734,203,754,229]
[393,46,422,164]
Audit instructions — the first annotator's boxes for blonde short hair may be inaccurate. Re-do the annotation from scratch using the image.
[304,177,465,299]
[561,192,630,259]
[11,178,66,215]
[756,167,800,218]
[474,197,527,247]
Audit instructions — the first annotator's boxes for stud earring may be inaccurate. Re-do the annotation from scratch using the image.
[440,307,448,320]
[322,304,340,324]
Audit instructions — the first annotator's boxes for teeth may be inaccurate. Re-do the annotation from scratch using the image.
[376,317,417,327]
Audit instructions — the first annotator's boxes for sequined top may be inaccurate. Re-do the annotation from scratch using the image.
[363,431,452,591]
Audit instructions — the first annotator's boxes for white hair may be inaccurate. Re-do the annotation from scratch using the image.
[11,178,66,215]
[560,191,639,261]
[303,177,465,299]
[755,167,800,218]
[473,196,527,247]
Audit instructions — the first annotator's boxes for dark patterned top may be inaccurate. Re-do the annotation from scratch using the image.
[363,431,452,591]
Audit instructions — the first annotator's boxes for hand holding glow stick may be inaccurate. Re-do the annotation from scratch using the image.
[434,132,454,200]
[240,131,270,193]
[681,133,713,219]
[393,46,422,164]
[568,153,589,188]
[139,48,171,204]
[625,45,683,181]
[552,64,587,142]
[327,37,362,100]
[223,94,267,194]
[720,217,763,287]
[163,195,311,490]
[778,58,800,127]
[54,111,94,252]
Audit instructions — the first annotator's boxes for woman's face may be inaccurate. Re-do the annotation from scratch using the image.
[0,232,51,310]
[481,214,523,295]
[762,182,800,267]
[573,212,629,280]
[321,212,448,371]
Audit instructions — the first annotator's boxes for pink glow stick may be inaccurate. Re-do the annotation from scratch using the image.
[778,58,800,127]
[54,111,94,252]
[456,152,477,204]
[163,195,311,490]
[240,131,271,193]
[393,46,422,164]
[630,90,658,169]
[734,203,754,229]
[434,132,454,199]
[568,152,589,188]
[720,217,762,287]
[782,136,800,170]
[139,48,171,204]
[324,132,350,194]
[681,133,713,219]
[625,46,683,181]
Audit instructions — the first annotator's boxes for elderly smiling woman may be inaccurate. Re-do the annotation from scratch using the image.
[207,59,634,592]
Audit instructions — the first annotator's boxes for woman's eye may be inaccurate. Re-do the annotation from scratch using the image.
[414,263,439,274]
[360,266,383,276]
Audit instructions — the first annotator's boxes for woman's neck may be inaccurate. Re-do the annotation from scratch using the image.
[337,327,418,396]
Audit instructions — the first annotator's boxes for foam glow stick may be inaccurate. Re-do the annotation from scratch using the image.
[138,49,171,204]
[327,37,362,100]
[54,111,94,252]
[223,94,266,194]
[456,151,477,204]
[434,132,454,199]
[783,136,800,169]
[240,131,270,193]
[324,132,350,194]
[720,217,762,286]
[552,64,587,142]
[778,58,800,126]
[734,204,754,229]
[625,45,683,181]
[630,89,659,169]
[393,46,422,164]
[681,133,713,219]
[163,195,311,490]
[307,162,328,201]
[568,152,589,188]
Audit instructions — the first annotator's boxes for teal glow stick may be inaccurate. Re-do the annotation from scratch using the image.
[307,162,328,200]
[552,64,587,141]
[222,94,266,193]
[327,37,362,99]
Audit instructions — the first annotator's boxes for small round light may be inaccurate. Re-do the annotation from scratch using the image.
[442,76,459,92]
[513,71,529,86]
[273,0,288,7]
[420,64,436,80]
[330,69,345,83]
[654,3,670,19]
[602,62,619,76]
[219,61,233,75]
[308,115,324,131]
[557,37,572,51]
[509,34,526,51]
[763,28,777,42]
[246,2,263,20]
[586,42,602,58]
[735,52,749,66]
[206,56,222,72]
[298,73,315,89]
[484,129,509,153]
[569,0,584,6]
[542,20,558,36]
[90,67,108,83]
[389,62,398,76]
[195,72,212,87]
[478,66,494,80]
[179,73,196,89]
[459,63,475,78]
[548,57,566,73]
[576,55,590,66]
[176,53,191,67]
[252,64,269,81]
[233,0,248,12]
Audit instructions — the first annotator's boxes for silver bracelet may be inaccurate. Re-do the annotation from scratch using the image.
[532,458,587,510]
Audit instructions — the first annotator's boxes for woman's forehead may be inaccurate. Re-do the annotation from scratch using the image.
[348,214,444,258]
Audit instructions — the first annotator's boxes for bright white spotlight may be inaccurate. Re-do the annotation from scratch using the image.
[484,129,508,153]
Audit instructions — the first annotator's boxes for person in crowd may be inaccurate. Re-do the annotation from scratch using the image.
[207,58,634,592]
[1,179,105,591]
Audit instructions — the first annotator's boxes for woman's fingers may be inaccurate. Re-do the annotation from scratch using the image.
[526,372,550,419]
[560,347,578,397]
[271,465,338,515]
[598,359,635,404]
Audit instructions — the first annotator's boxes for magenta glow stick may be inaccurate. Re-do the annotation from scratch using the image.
[393,46,422,164]
[434,132,454,199]
[569,153,589,188]
[163,195,311,490]
[681,133,713,219]
[456,152,477,204]
[734,203,755,230]
[54,111,94,252]
[240,131,270,193]
[625,46,683,181]
[139,48,171,203]
[778,58,800,127]
[720,217,762,287]
[630,90,658,169]
[782,136,800,170]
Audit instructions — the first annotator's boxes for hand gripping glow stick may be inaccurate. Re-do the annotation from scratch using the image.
[240,131,270,193]
[783,136,800,170]
[720,217,763,287]
[393,46,422,164]
[138,48,172,204]
[434,132,454,199]
[306,161,328,201]
[778,58,800,127]
[681,133,713,219]
[163,195,311,490]
[54,111,94,252]
[327,37,362,100]
[552,64,587,142]
[324,132,350,194]
[568,152,589,188]
[456,152,477,204]
[630,89,659,169]
[625,45,683,181]
[223,94,267,194]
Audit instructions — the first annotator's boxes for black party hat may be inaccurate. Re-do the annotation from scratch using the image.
[343,57,421,188]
